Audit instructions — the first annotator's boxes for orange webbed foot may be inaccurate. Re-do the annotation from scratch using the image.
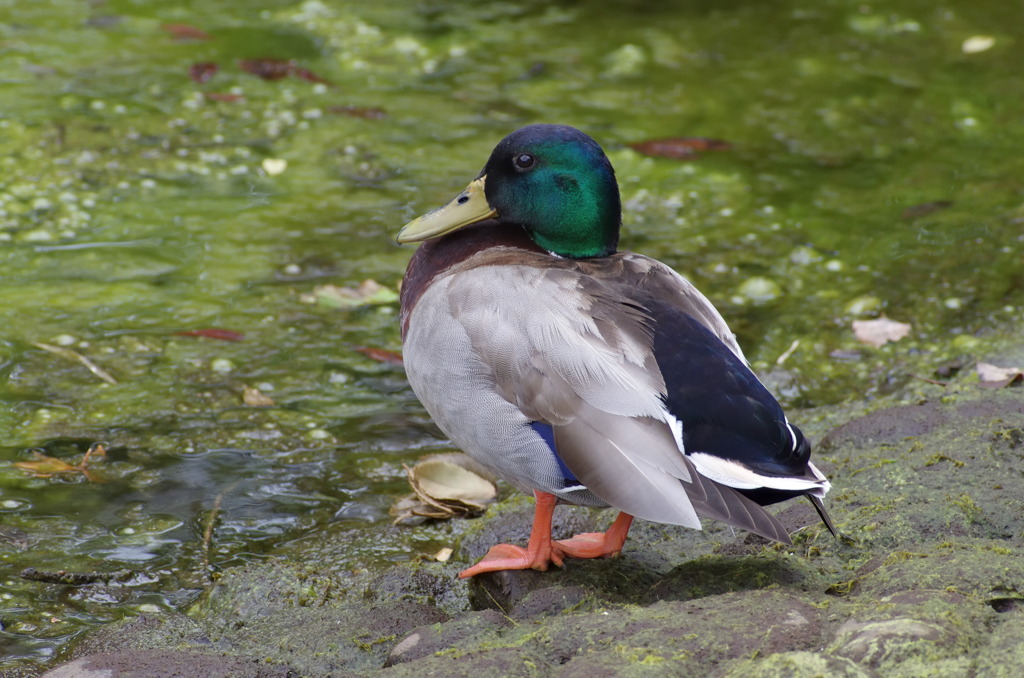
[554,512,634,559]
[457,542,566,579]
[458,495,637,578]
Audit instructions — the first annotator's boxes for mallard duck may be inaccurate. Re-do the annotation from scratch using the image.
[397,124,834,578]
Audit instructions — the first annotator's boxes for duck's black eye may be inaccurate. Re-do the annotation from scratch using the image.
[513,153,535,169]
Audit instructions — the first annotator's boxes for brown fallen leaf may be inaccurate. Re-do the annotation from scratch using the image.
[852,317,912,348]
[976,362,1024,388]
[189,62,219,84]
[629,137,731,160]
[354,346,403,366]
[14,443,107,481]
[242,385,275,407]
[161,23,211,41]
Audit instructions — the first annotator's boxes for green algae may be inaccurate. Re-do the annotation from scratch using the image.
[2,0,1024,673]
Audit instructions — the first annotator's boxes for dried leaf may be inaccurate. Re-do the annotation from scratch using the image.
[433,547,453,562]
[161,23,211,41]
[354,346,403,365]
[629,137,731,160]
[302,280,399,309]
[852,317,912,348]
[174,328,246,342]
[14,443,106,481]
[411,459,497,507]
[413,505,454,519]
[393,453,497,524]
[976,362,1024,388]
[14,453,80,476]
[242,386,275,407]
[189,62,219,84]
[390,494,449,524]
[328,106,387,120]
[417,452,496,483]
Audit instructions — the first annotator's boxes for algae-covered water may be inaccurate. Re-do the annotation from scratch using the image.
[1,0,1022,671]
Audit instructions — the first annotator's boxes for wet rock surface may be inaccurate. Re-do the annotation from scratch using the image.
[41,387,1024,677]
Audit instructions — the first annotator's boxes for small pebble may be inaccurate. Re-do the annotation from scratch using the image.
[736,277,782,304]
[211,358,234,374]
[962,36,995,54]
[262,158,288,176]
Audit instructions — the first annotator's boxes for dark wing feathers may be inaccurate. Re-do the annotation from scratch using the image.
[643,296,812,479]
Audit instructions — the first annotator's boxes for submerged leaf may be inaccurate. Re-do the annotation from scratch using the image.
[242,386,275,407]
[161,24,211,41]
[239,59,330,84]
[328,106,387,120]
[239,58,293,81]
[189,62,219,84]
[302,280,399,309]
[291,66,331,85]
[14,443,107,481]
[852,317,911,348]
[174,328,245,342]
[629,137,731,160]
[901,200,953,220]
[14,452,80,476]
[204,92,245,103]
[354,346,403,365]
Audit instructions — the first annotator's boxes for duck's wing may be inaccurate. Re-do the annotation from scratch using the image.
[438,250,800,541]
[625,254,830,502]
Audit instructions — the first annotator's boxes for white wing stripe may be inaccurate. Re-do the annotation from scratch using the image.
[689,452,829,493]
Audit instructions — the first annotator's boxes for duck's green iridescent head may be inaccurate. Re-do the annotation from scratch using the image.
[397,124,622,259]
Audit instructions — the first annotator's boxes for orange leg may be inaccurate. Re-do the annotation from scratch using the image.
[458,491,636,578]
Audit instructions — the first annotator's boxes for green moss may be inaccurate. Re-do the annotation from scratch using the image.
[947,494,984,525]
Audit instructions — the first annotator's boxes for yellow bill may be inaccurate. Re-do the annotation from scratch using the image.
[397,176,497,243]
